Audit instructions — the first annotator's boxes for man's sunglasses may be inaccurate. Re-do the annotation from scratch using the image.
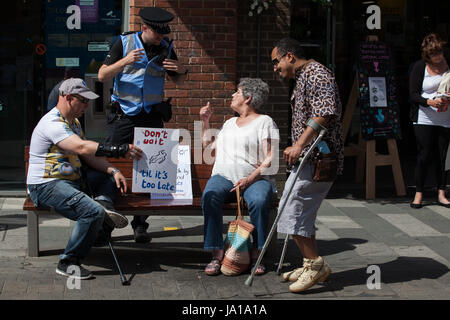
[71,94,89,104]
[272,53,287,66]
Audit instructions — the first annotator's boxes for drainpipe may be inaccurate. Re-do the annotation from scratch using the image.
[256,14,261,77]
[327,5,331,69]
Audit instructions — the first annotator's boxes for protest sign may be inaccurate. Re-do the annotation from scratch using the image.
[151,145,193,201]
[132,127,179,193]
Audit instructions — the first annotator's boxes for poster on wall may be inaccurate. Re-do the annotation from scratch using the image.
[132,127,179,194]
[358,41,401,140]
[368,77,387,107]
[76,0,99,23]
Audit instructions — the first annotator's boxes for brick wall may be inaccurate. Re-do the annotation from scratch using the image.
[129,0,237,138]
[129,0,291,191]
[236,0,292,190]
[236,0,291,143]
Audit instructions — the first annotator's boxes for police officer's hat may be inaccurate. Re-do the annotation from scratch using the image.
[139,7,174,35]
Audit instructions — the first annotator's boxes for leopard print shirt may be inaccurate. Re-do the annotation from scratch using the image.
[291,61,344,175]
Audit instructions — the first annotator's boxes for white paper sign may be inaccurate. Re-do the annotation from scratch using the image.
[132,127,179,193]
[151,145,193,200]
[368,77,388,107]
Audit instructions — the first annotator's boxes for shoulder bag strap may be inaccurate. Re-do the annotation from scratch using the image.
[236,186,243,220]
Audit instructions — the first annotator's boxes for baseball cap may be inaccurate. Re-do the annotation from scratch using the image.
[59,78,99,100]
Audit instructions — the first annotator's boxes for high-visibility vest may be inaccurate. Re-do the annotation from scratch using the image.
[111,32,172,115]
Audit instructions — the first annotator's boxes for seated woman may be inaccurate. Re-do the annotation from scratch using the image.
[199,78,280,276]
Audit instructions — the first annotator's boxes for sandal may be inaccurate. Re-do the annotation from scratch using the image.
[205,259,221,276]
[251,262,266,276]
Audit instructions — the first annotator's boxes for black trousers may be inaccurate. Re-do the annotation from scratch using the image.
[105,107,164,229]
[413,124,450,192]
[105,108,164,145]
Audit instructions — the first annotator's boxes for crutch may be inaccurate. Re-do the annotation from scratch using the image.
[82,167,130,286]
[245,126,327,286]
[108,241,130,286]
[276,234,290,275]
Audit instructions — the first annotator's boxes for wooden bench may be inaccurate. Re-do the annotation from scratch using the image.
[23,147,278,257]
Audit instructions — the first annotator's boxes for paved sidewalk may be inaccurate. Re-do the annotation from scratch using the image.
[0,196,449,300]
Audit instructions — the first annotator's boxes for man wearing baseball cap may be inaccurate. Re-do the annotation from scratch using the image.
[98,6,188,244]
[26,78,143,280]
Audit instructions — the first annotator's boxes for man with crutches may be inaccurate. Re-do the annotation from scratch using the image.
[270,38,344,293]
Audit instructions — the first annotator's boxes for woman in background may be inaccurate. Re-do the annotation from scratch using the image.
[409,33,450,208]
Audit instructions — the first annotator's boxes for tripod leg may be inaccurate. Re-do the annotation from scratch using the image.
[108,241,129,286]
[276,234,290,275]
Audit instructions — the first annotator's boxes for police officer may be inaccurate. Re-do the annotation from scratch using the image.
[98,7,188,243]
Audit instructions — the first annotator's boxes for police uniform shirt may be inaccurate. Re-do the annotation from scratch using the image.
[103,33,179,77]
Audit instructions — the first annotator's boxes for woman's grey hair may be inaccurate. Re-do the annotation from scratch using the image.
[238,78,269,112]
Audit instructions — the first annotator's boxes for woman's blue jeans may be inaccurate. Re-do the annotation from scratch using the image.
[202,174,273,251]
[27,170,117,261]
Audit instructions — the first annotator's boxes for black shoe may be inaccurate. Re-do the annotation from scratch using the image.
[96,200,128,229]
[133,223,151,244]
[410,202,423,209]
[56,258,93,280]
[437,201,450,208]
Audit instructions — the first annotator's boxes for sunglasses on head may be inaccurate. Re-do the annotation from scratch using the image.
[272,53,287,66]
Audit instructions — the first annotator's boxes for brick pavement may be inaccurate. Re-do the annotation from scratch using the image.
[0,197,449,300]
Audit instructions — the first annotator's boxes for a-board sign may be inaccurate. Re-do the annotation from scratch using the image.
[151,145,193,202]
[132,127,179,193]
[358,41,401,140]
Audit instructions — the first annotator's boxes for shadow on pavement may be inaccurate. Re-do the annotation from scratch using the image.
[75,236,370,285]
[0,214,27,231]
[276,237,368,265]
[303,256,450,295]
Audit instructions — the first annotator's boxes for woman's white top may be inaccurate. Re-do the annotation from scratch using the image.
[211,114,280,185]
[416,66,450,128]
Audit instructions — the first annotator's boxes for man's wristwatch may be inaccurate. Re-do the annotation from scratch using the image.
[110,168,120,176]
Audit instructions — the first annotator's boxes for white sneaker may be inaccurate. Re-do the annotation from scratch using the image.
[282,267,305,282]
[289,256,331,293]
[282,263,330,283]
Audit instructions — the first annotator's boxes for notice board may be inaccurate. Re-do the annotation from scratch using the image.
[358,41,401,140]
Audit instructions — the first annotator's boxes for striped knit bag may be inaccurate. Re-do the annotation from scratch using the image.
[220,187,254,276]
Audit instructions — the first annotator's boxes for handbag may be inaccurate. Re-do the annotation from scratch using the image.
[437,70,450,94]
[313,152,338,182]
[220,187,254,276]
